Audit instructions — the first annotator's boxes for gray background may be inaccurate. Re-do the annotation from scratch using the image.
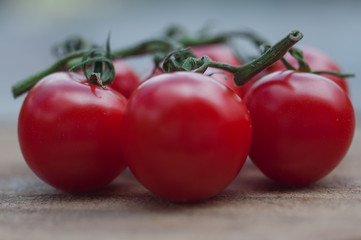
[1,0,360,123]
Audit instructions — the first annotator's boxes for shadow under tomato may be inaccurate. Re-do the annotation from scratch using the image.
[6,160,329,214]
[225,160,320,194]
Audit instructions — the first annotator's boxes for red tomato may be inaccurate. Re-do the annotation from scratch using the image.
[109,59,140,98]
[244,70,355,185]
[18,72,128,192]
[120,72,252,202]
[267,46,349,94]
[190,44,242,65]
[191,44,244,97]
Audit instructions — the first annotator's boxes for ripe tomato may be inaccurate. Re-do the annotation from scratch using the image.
[18,72,128,192]
[190,43,242,65]
[120,72,252,202]
[267,46,349,94]
[244,70,355,186]
[109,59,141,98]
[191,44,244,97]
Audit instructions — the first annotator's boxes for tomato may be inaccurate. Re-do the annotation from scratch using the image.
[108,59,141,98]
[120,72,252,202]
[267,46,349,94]
[191,44,244,97]
[190,43,242,65]
[244,70,355,185]
[18,72,128,192]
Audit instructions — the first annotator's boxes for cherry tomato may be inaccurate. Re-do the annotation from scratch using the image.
[191,44,244,97]
[18,72,128,192]
[267,46,349,94]
[244,70,355,186]
[190,43,242,65]
[108,60,141,98]
[120,72,252,202]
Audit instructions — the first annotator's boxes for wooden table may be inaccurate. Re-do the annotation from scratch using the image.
[1,122,360,240]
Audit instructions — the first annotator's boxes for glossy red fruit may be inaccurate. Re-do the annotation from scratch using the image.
[18,72,128,192]
[244,70,355,186]
[121,72,252,202]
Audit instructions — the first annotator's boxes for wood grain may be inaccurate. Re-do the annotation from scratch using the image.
[1,123,360,240]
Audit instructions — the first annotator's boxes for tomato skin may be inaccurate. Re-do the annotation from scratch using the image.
[244,70,355,186]
[120,72,252,202]
[108,60,141,98]
[267,46,349,94]
[18,72,128,192]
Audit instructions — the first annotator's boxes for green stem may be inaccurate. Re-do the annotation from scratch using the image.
[110,39,175,59]
[175,30,303,86]
[12,50,86,98]
[288,48,311,72]
[233,30,303,85]
[313,71,355,78]
[11,30,299,98]
[167,25,268,49]
[283,47,355,78]
[176,31,267,50]
[12,40,174,98]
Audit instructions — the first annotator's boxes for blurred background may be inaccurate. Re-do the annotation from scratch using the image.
[1,0,360,123]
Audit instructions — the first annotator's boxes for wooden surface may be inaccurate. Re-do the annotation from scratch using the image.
[1,123,361,240]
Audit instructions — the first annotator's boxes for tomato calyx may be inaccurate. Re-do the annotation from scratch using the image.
[161,30,303,86]
[69,45,115,88]
[281,47,355,78]
[162,48,196,73]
